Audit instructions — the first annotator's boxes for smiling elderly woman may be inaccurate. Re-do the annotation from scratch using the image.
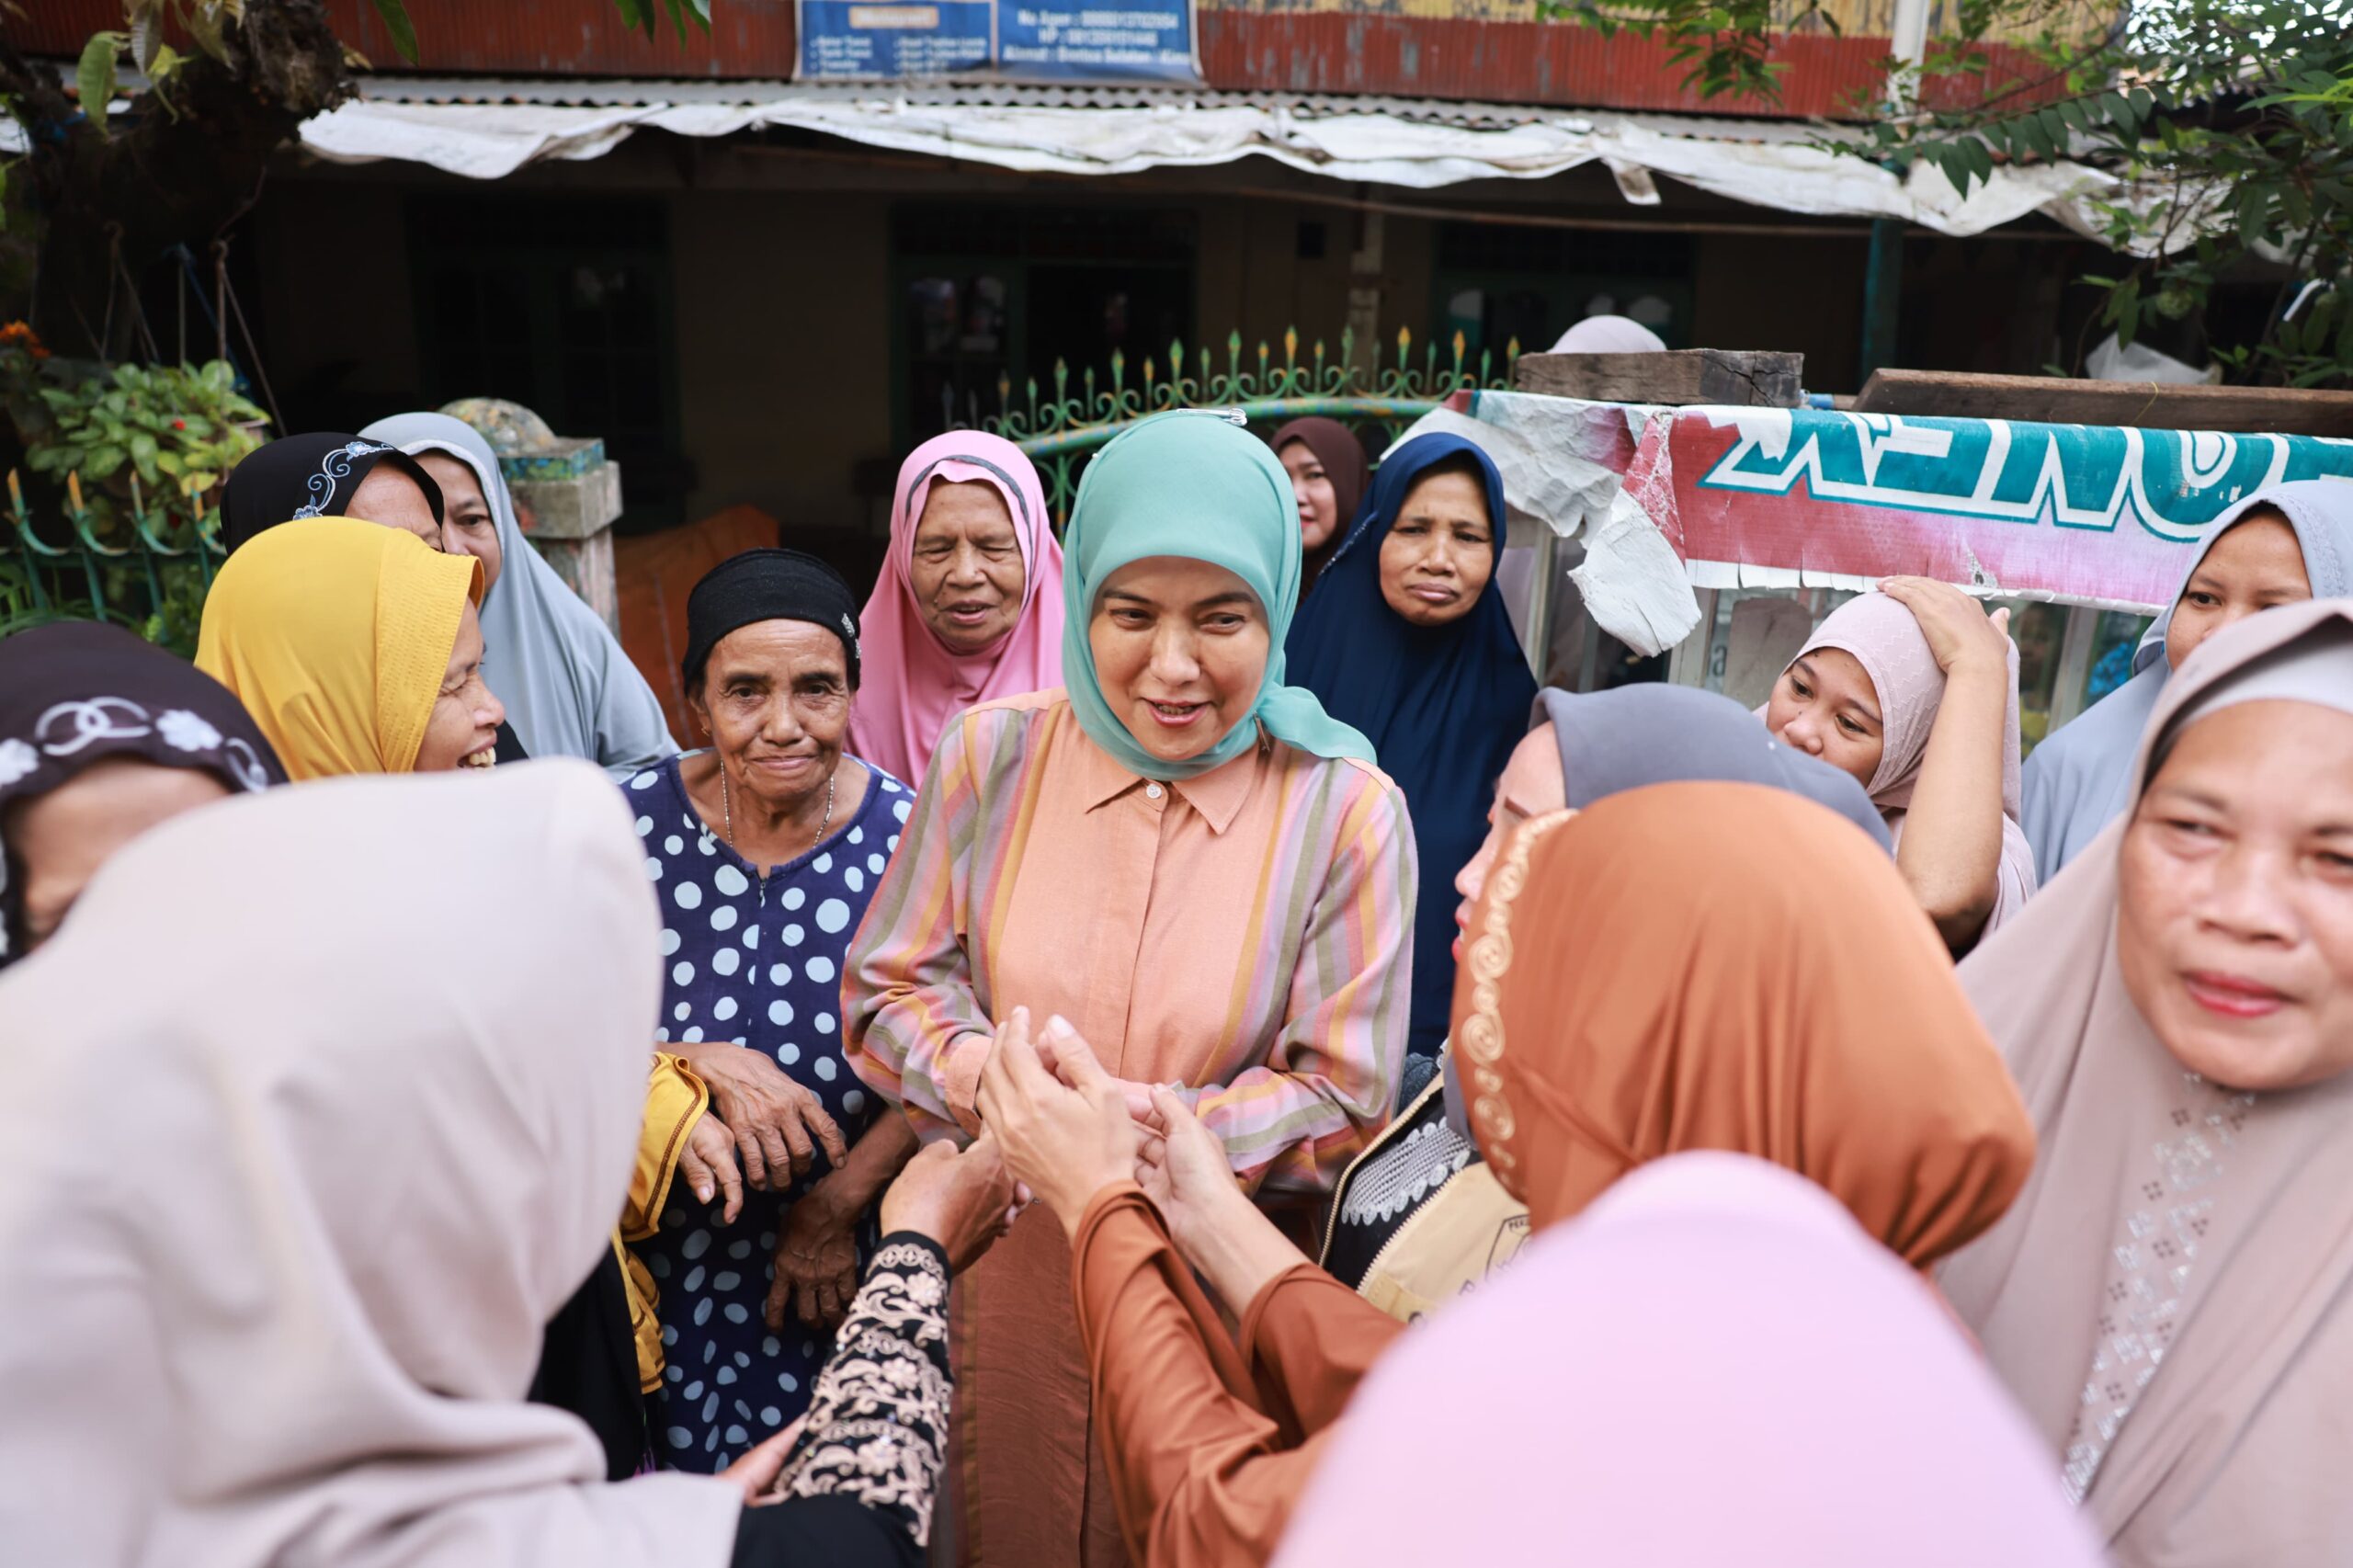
[624,549,921,1475]
[844,410,1415,1568]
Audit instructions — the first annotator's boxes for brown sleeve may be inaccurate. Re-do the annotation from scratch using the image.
[1236,1265,1406,1437]
[1071,1184,1323,1568]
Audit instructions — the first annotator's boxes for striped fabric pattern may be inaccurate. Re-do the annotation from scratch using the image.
[844,688,1414,1194]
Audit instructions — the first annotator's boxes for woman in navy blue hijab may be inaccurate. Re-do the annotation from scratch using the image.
[1287,431,1537,1064]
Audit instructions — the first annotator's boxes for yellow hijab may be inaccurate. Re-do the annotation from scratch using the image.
[197,517,483,779]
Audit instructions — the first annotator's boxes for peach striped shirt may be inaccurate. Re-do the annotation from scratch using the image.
[843,688,1413,1567]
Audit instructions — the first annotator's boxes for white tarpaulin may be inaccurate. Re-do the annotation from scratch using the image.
[291,82,2191,252]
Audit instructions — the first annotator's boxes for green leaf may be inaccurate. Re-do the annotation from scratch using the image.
[613,0,652,32]
[1961,134,1995,186]
[369,0,421,65]
[85,444,126,479]
[184,4,228,63]
[77,32,123,136]
[129,431,160,481]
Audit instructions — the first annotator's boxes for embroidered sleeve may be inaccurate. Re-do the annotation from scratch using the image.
[770,1234,954,1548]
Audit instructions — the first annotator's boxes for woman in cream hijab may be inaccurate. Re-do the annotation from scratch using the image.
[1939,598,2353,1565]
[0,762,1007,1566]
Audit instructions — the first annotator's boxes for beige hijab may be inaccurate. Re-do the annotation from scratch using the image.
[1938,599,2353,1565]
[0,761,743,1567]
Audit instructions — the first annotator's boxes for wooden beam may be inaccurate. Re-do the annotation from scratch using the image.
[1513,350,1805,408]
[1854,369,2353,437]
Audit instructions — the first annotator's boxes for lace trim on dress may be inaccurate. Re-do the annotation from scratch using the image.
[1338,1118,1475,1229]
[772,1238,954,1547]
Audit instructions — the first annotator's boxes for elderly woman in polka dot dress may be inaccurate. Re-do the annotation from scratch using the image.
[624,549,920,1473]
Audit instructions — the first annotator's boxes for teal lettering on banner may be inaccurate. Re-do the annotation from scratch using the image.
[1697,410,2353,543]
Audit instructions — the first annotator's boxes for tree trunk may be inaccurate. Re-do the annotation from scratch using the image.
[0,1,357,358]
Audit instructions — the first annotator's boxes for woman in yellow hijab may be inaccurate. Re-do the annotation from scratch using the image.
[197,517,505,778]
[196,516,724,1479]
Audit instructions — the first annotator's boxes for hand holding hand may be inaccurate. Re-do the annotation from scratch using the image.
[976,1007,1139,1237]
[678,1109,745,1223]
[1133,1085,1248,1261]
[1879,576,2012,678]
[766,1181,862,1334]
[879,1131,1020,1275]
[675,1040,848,1191]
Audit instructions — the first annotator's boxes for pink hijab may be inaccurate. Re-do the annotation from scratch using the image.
[848,432,1063,786]
[1275,1153,2102,1568]
[1785,590,2037,929]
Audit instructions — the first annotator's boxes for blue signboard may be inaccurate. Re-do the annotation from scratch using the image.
[796,0,1199,82]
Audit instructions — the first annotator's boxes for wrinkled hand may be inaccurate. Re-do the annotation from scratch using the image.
[676,1040,848,1190]
[767,1181,862,1334]
[1879,576,2012,677]
[678,1109,745,1223]
[977,1007,1139,1235]
[881,1132,1022,1275]
[1134,1086,1248,1261]
[721,1415,808,1506]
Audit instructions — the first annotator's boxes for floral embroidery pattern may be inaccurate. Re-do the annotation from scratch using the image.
[296,440,390,519]
[773,1239,953,1547]
[0,738,33,788]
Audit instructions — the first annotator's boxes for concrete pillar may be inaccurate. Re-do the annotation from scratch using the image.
[441,400,626,634]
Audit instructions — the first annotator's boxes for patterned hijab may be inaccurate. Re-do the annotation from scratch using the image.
[1939,600,2353,1565]
[1060,411,1370,781]
[1452,782,2034,1262]
[847,431,1063,786]
[221,432,445,553]
[196,517,483,779]
[0,620,282,963]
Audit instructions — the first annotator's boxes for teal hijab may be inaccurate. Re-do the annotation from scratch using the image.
[1061,412,1374,780]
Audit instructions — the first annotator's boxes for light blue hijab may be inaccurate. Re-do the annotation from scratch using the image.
[2020,480,2353,881]
[1061,412,1372,779]
[360,413,675,780]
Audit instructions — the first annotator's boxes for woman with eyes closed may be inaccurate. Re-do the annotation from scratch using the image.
[1764,578,2036,952]
[847,432,1063,788]
[2020,483,2353,883]
[1939,600,2353,1568]
[845,412,1412,1568]
[1284,432,1537,1065]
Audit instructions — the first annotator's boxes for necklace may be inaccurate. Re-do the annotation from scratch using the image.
[720,759,836,865]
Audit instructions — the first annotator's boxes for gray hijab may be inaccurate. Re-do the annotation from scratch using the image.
[2019,481,2353,883]
[1442,683,1893,1135]
[359,413,676,780]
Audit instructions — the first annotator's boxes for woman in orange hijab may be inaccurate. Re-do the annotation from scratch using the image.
[977,782,2037,1568]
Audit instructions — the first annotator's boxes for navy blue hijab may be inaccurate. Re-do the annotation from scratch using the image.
[1286,432,1537,1061]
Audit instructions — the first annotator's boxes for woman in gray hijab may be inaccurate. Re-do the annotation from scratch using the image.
[2020,481,2352,883]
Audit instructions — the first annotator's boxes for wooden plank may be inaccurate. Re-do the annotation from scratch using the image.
[1854,369,2353,437]
[1512,349,1805,408]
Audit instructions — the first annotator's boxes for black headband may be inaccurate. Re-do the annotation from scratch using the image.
[683,549,863,694]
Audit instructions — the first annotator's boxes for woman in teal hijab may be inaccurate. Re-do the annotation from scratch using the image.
[844,411,1415,1566]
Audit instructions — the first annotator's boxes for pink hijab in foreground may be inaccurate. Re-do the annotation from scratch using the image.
[0,762,743,1567]
[1275,1153,2101,1568]
[1789,590,2037,931]
[1939,599,2353,1567]
[849,431,1063,785]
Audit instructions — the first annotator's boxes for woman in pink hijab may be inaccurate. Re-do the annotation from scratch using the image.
[1275,1153,2102,1568]
[1765,578,2037,951]
[849,433,1064,785]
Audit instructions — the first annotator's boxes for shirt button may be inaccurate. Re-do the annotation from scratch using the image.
[1144,783,1165,800]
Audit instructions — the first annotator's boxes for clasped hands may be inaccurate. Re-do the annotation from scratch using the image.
[974,1006,1255,1260]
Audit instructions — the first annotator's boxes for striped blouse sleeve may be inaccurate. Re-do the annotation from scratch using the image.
[1193,767,1416,1193]
[843,713,996,1141]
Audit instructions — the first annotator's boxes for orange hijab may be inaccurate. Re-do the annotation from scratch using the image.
[1455,780,2034,1264]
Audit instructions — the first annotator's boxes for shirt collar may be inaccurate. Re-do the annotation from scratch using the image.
[1072,719,1263,835]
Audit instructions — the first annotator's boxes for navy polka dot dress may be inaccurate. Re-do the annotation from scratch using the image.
[623,751,912,1473]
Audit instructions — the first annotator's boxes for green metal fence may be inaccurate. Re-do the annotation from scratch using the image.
[984,325,1519,523]
[2,324,1520,642]
[1,471,223,652]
